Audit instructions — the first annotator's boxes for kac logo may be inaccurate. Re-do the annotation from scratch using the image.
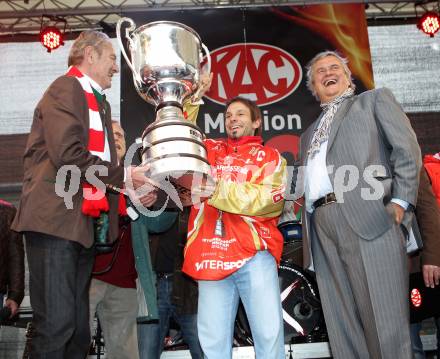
[204,43,302,106]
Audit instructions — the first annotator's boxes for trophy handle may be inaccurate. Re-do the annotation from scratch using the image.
[201,43,211,75]
[191,43,212,102]
[116,17,143,84]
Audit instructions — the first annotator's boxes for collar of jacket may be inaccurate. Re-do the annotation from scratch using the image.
[91,87,105,103]
[226,136,263,147]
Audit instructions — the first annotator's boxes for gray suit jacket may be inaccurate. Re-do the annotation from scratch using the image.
[298,88,422,271]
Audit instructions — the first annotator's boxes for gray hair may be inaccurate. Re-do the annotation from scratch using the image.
[68,30,110,67]
[305,50,356,100]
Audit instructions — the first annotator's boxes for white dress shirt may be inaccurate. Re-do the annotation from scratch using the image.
[305,138,333,213]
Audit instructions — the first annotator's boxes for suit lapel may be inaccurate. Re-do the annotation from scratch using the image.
[327,96,356,154]
[99,100,118,166]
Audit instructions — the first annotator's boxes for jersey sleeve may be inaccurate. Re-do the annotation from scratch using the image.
[208,151,287,218]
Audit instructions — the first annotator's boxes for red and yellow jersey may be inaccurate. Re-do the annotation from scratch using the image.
[182,135,287,280]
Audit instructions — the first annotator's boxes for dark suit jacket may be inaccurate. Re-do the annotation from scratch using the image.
[12,75,124,248]
[299,88,422,270]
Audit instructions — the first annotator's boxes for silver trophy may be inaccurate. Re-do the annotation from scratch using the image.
[116,18,213,206]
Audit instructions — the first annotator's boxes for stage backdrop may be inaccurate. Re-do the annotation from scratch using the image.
[120,4,373,165]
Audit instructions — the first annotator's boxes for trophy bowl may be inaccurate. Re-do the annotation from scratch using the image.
[117,18,213,206]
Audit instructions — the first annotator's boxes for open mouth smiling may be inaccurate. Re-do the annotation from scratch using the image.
[323,79,337,87]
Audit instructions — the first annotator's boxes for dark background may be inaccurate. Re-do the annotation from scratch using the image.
[119,7,370,166]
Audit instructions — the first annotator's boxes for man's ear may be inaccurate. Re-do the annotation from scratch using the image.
[83,46,95,65]
[253,117,262,133]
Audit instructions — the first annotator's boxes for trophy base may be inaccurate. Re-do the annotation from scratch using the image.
[142,108,213,207]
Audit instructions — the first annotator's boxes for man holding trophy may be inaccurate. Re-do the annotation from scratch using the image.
[117,17,287,359]
[179,96,287,359]
[12,30,157,359]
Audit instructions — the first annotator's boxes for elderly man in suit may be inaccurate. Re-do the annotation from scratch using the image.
[298,50,421,358]
[12,31,156,359]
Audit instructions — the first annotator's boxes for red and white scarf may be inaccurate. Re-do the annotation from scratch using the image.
[66,66,127,217]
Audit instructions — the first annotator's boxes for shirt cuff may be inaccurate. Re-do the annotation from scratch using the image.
[390,198,409,210]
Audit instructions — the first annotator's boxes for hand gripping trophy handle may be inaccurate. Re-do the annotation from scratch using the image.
[116,17,143,85]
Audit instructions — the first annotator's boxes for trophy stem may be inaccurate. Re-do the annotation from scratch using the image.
[155,104,185,123]
[141,107,213,207]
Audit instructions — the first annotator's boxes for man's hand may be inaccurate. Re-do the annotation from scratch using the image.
[194,181,216,198]
[138,190,158,208]
[5,299,19,318]
[125,187,158,209]
[126,164,153,190]
[125,164,159,208]
[125,180,158,209]
[422,264,440,288]
[191,72,213,103]
[199,72,213,98]
[180,178,217,207]
[386,202,405,225]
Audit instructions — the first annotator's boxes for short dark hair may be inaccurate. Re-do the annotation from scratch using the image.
[224,96,263,136]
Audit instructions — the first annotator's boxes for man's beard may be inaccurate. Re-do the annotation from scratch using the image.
[230,131,239,139]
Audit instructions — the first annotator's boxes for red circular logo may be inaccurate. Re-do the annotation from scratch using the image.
[204,43,302,106]
[410,288,422,308]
